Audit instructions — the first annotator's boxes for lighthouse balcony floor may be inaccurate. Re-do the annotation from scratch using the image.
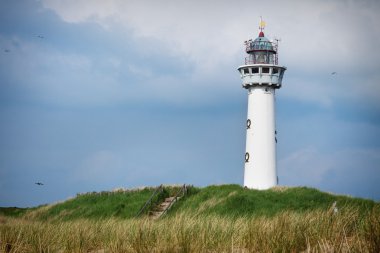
[242,82,281,89]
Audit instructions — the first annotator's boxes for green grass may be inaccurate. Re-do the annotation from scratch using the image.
[0,207,29,217]
[168,185,377,218]
[23,188,159,221]
[20,185,189,221]
[1,185,377,221]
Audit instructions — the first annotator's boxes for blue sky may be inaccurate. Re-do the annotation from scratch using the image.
[1,0,379,207]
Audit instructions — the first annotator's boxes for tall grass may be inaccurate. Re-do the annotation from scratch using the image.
[1,206,379,252]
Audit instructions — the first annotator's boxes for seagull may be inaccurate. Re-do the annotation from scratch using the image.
[331,72,337,75]
[35,182,44,186]
[37,35,44,39]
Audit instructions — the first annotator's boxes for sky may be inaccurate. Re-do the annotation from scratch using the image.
[0,0,380,207]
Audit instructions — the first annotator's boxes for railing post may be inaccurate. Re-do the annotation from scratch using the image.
[135,184,163,218]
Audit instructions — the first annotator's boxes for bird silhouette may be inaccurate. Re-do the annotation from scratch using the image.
[4,49,10,53]
[331,72,337,75]
[35,182,44,186]
[37,35,44,39]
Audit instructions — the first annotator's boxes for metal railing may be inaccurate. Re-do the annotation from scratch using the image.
[135,185,163,217]
[246,41,275,52]
[244,39,279,65]
[244,55,277,65]
[161,184,187,217]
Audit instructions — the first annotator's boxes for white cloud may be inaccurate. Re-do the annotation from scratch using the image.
[1,33,234,107]
[41,1,380,66]
[40,0,118,24]
[39,0,380,107]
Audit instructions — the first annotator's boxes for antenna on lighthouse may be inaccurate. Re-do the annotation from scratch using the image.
[272,37,281,65]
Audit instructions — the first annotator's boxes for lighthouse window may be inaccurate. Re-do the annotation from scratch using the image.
[251,67,259,74]
[262,67,270,73]
[243,68,249,75]
[272,68,279,74]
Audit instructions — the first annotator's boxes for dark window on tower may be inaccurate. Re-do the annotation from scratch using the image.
[246,119,251,129]
[262,67,270,73]
[243,68,249,74]
[251,67,259,74]
[272,68,279,74]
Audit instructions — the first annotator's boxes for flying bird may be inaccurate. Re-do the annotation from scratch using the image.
[37,35,44,39]
[4,49,10,53]
[331,72,337,75]
[35,182,44,186]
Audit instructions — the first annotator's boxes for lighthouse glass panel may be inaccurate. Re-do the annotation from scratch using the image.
[269,54,275,64]
[255,53,266,63]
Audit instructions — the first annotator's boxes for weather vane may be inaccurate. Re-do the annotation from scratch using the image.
[259,16,266,32]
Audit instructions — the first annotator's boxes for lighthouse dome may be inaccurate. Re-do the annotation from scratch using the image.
[251,36,274,51]
[246,33,276,54]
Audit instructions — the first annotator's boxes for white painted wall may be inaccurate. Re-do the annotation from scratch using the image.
[244,86,277,189]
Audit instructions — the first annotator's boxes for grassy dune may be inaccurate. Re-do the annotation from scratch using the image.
[18,186,184,221]
[169,185,376,218]
[1,185,379,252]
[23,188,157,221]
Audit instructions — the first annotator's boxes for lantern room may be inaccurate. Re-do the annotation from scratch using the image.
[243,17,278,65]
[245,35,277,65]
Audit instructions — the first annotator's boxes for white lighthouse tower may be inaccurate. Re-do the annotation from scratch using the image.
[238,18,286,189]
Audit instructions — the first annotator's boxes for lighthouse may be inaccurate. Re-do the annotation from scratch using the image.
[238,18,286,189]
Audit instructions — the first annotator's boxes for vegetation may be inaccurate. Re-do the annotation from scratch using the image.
[1,185,379,252]
[1,208,379,252]
[169,185,376,218]
[0,207,29,218]
[23,187,159,221]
